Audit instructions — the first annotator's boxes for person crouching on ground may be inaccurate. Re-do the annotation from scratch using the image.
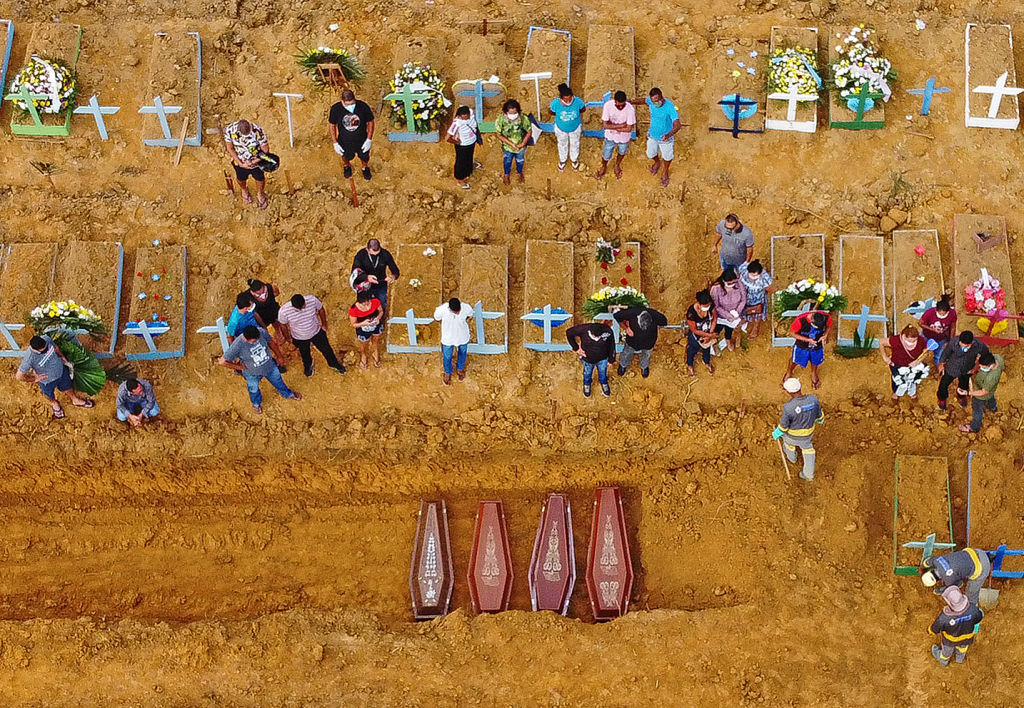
[115,377,159,428]
[881,325,929,402]
[446,105,480,190]
[434,297,473,385]
[681,289,717,378]
[710,268,747,353]
[566,321,615,397]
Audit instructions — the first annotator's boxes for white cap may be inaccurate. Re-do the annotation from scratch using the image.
[782,378,802,393]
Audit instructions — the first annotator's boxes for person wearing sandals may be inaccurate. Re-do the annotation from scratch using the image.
[494,99,531,185]
[645,88,682,187]
[219,325,301,414]
[709,268,747,353]
[881,325,929,403]
[446,105,479,190]
[15,335,95,418]
[348,291,384,370]
[549,83,584,172]
[737,260,774,339]
[596,90,636,180]
[224,119,271,210]
[680,289,717,378]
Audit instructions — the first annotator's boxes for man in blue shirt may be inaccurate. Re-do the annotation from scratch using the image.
[227,292,259,343]
[644,87,682,187]
[548,83,585,172]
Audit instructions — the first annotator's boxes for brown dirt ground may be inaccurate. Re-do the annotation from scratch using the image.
[0,0,1023,704]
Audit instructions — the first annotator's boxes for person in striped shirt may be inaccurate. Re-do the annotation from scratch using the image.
[276,294,346,378]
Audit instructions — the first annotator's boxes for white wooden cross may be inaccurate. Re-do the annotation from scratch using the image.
[272,92,303,147]
[73,94,120,140]
[519,71,552,117]
[973,71,1023,119]
[196,316,230,354]
[768,82,818,122]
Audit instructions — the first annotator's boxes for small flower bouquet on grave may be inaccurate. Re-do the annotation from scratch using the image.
[9,55,78,115]
[964,269,1006,315]
[581,286,648,320]
[773,279,847,318]
[389,62,451,133]
[28,300,105,336]
[768,46,818,95]
[295,46,366,85]
[830,25,896,104]
[595,238,620,266]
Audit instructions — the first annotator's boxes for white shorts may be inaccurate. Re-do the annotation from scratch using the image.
[646,137,675,161]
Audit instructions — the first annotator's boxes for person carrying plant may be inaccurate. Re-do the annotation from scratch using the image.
[737,260,774,339]
[772,377,824,481]
[709,268,747,353]
[328,89,375,181]
[713,214,754,272]
[784,310,832,389]
[595,90,636,180]
[218,325,301,414]
[959,350,1004,434]
[115,377,160,428]
[14,334,95,419]
[881,325,930,402]
[920,293,957,366]
[680,289,717,378]
[936,331,988,411]
[494,99,531,185]
[613,305,668,378]
[927,586,984,666]
[224,119,271,210]
[446,105,480,189]
[548,83,584,172]
[645,87,682,187]
[566,321,615,398]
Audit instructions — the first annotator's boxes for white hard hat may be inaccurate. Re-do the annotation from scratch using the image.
[921,570,937,587]
[782,378,802,393]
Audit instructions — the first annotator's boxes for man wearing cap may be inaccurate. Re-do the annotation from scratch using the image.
[772,378,824,481]
[920,548,993,607]
[928,586,984,666]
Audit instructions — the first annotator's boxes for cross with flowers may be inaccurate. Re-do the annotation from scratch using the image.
[4,84,50,128]
[833,80,884,130]
[384,83,439,142]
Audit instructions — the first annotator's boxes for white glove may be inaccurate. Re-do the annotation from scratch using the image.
[332,142,344,156]
[361,138,372,153]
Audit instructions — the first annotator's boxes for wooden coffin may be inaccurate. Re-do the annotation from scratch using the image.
[529,493,576,615]
[468,501,514,613]
[586,487,634,620]
[409,499,455,620]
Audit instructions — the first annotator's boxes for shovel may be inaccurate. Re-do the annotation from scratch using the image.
[979,584,999,609]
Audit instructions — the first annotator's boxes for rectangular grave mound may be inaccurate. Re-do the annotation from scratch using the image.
[965,23,1021,130]
[53,241,124,358]
[459,245,508,354]
[143,31,202,147]
[523,240,573,351]
[9,23,82,136]
[581,26,634,138]
[410,499,455,620]
[590,240,640,293]
[124,246,187,360]
[769,233,825,346]
[468,500,514,613]
[586,487,633,621]
[386,36,446,142]
[386,243,443,353]
[967,450,1024,578]
[520,27,571,123]
[708,37,766,136]
[449,30,511,132]
[766,26,820,133]
[529,493,576,615]
[838,234,887,346]
[0,243,57,354]
[952,214,1019,344]
[893,455,953,575]
[828,26,886,130]
[891,230,943,328]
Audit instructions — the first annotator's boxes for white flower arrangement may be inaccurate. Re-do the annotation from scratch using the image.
[389,62,451,133]
[831,25,896,101]
[28,299,105,335]
[9,55,77,115]
[409,278,423,289]
[422,247,437,257]
[892,363,930,397]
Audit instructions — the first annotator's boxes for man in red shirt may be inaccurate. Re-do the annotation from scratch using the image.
[784,311,832,389]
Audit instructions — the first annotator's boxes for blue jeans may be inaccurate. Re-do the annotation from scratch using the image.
[369,283,388,312]
[442,343,468,375]
[502,149,525,175]
[243,366,294,406]
[117,402,160,421]
[601,139,628,160]
[970,397,997,432]
[581,358,609,386]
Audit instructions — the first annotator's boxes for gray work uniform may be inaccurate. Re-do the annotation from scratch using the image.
[925,549,992,607]
[779,393,824,481]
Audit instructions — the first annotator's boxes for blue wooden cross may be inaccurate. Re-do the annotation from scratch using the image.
[455,80,501,133]
[521,304,572,352]
[903,297,935,319]
[0,317,27,357]
[384,83,440,143]
[74,94,120,140]
[467,300,506,354]
[710,94,762,138]
[907,77,950,116]
[0,19,14,106]
[839,304,888,347]
[138,95,182,146]
[4,84,50,128]
[196,316,230,354]
[902,532,956,567]
[582,91,638,140]
[991,544,1024,580]
[386,307,436,353]
[593,313,627,353]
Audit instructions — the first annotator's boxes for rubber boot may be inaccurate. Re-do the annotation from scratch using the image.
[931,645,950,666]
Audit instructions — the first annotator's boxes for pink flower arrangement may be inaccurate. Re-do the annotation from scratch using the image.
[964,269,1005,315]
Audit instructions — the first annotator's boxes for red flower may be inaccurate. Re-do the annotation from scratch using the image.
[601,262,609,270]
[620,278,628,285]
[626,250,633,257]
[625,265,633,273]
[162,269,167,274]
[601,277,608,285]
[137,272,143,277]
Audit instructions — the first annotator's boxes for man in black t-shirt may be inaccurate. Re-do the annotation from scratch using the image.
[328,89,376,180]
[566,322,616,398]
[612,306,668,378]
[351,238,400,311]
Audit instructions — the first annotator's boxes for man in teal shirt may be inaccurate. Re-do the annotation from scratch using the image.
[960,350,1005,434]
[644,87,682,187]
[548,83,585,172]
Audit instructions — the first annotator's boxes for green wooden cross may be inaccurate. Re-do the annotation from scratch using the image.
[4,84,50,127]
[847,80,884,123]
[384,83,432,133]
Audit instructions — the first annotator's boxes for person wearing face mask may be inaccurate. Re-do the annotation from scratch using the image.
[328,89,375,181]
[709,268,747,353]
[785,310,832,389]
[920,293,957,365]
[445,105,480,189]
[881,325,930,401]
[959,350,1004,434]
[937,330,988,411]
[494,99,532,185]
[247,279,283,343]
[548,83,585,172]
[227,292,259,343]
[644,87,682,187]
[680,289,718,378]
[737,260,774,339]
[595,90,636,180]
